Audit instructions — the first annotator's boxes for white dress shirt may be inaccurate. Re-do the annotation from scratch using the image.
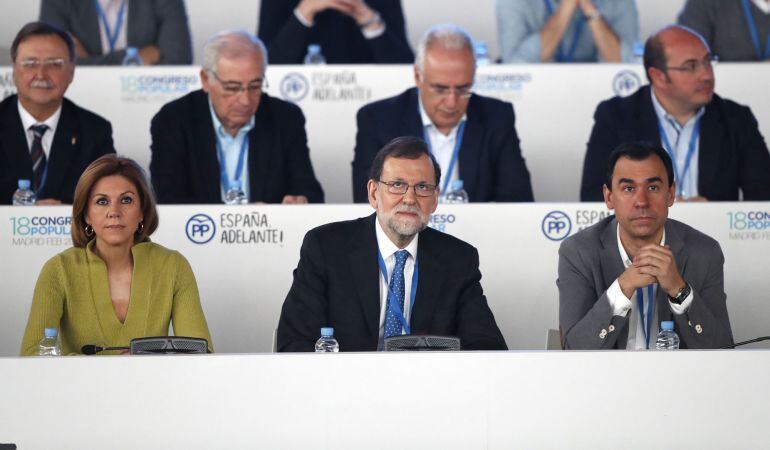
[375,217,418,347]
[605,224,694,349]
[751,0,770,15]
[418,97,466,195]
[651,88,705,199]
[97,0,129,53]
[17,101,62,160]
[208,98,255,202]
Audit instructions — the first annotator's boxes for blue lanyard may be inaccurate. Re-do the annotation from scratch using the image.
[377,250,418,335]
[657,117,700,198]
[636,284,655,349]
[93,0,127,53]
[543,0,585,62]
[742,0,770,60]
[216,136,249,192]
[422,121,466,195]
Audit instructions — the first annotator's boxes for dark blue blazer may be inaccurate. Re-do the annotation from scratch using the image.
[258,0,413,64]
[0,95,114,204]
[149,90,324,204]
[352,88,534,203]
[277,213,508,352]
[581,85,770,201]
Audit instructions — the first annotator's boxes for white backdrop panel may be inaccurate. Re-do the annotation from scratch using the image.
[1,202,769,356]
[2,64,769,203]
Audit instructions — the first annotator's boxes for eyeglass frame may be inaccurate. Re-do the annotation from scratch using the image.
[16,57,70,71]
[377,180,438,197]
[423,82,474,99]
[664,55,719,74]
[209,70,268,96]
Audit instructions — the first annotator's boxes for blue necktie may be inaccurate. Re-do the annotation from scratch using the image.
[384,250,409,338]
[30,124,48,192]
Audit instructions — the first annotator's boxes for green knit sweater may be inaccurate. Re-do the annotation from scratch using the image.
[21,241,213,355]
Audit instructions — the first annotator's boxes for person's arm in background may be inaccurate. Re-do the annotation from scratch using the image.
[20,257,65,356]
[677,0,714,49]
[582,0,639,62]
[152,0,192,64]
[497,0,578,63]
[281,104,325,203]
[359,0,414,63]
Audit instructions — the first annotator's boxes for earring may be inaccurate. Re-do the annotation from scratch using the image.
[136,222,144,234]
[84,224,94,237]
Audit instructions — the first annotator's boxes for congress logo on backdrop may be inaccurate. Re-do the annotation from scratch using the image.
[9,215,72,247]
[280,72,310,102]
[121,74,199,102]
[542,211,572,241]
[473,71,532,102]
[186,213,216,244]
[429,213,457,233]
[612,70,642,97]
[726,210,770,240]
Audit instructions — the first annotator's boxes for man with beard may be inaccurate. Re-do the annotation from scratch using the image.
[0,22,114,205]
[581,25,770,202]
[560,142,733,350]
[277,136,507,352]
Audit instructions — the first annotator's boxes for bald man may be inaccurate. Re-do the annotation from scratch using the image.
[581,25,770,202]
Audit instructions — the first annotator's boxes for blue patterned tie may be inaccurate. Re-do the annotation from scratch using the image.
[384,250,409,338]
[30,124,48,192]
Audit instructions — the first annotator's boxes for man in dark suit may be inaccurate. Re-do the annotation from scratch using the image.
[40,0,192,65]
[1,22,114,205]
[278,136,507,352]
[352,24,533,203]
[258,0,413,64]
[560,142,733,350]
[582,25,770,202]
[150,30,324,204]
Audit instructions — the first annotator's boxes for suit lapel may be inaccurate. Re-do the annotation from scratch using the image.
[248,95,273,202]
[409,227,443,334]
[85,1,104,55]
[600,218,625,290]
[126,0,138,47]
[0,97,34,182]
[43,101,78,199]
[401,89,424,138]
[696,101,725,196]
[458,96,482,197]
[347,214,381,336]
[636,86,660,142]
[192,93,222,202]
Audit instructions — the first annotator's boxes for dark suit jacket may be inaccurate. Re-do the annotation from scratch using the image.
[352,88,534,203]
[277,213,508,352]
[0,95,114,204]
[40,0,192,65]
[258,0,413,64]
[557,216,733,349]
[581,85,770,201]
[149,90,324,204]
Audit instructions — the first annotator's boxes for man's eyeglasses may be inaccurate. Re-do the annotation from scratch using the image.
[211,71,267,96]
[425,83,473,99]
[378,180,437,197]
[17,58,68,71]
[666,56,718,74]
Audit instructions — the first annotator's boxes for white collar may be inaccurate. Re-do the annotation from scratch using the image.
[207,95,255,140]
[650,87,705,131]
[616,221,666,268]
[417,92,467,137]
[375,215,419,261]
[17,100,62,134]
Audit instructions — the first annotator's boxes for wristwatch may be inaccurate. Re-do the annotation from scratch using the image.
[668,283,691,305]
[585,10,602,22]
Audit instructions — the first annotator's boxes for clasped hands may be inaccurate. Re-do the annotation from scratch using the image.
[297,0,377,27]
[618,244,686,299]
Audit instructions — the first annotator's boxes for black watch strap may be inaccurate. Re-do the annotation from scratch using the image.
[668,283,691,305]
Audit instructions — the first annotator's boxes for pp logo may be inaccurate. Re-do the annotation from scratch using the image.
[542,211,572,241]
[186,214,216,244]
[280,72,310,102]
[612,70,641,97]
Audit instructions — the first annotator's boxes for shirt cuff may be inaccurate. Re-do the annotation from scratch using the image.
[362,22,386,40]
[669,287,694,315]
[293,8,313,27]
[606,279,632,317]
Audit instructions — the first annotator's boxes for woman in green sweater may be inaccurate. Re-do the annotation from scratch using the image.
[21,155,212,355]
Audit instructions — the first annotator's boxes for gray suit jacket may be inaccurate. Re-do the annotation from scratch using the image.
[40,0,192,65]
[557,216,733,349]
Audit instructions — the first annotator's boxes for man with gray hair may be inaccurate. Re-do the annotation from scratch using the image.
[150,29,324,204]
[352,24,534,203]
